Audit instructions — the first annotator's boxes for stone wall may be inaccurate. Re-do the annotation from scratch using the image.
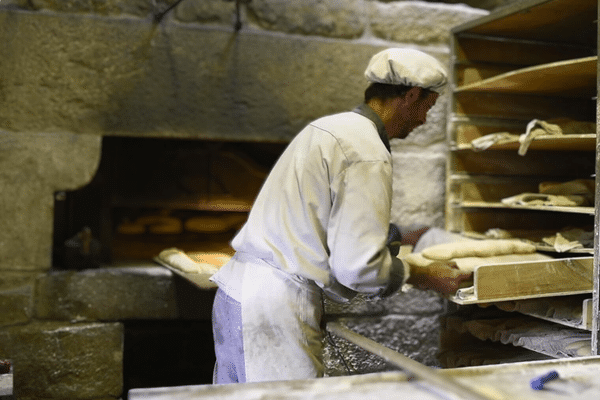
[0,0,508,398]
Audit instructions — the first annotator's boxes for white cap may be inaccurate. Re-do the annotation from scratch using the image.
[364,48,448,94]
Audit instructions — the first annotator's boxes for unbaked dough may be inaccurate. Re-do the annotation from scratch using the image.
[421,239,536,261]
[158,248,223,274]
[404,252,552,273]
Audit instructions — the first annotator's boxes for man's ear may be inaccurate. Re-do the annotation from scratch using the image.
[404,87,422,103]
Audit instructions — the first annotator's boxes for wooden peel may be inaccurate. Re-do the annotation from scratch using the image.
[327,322,503,400]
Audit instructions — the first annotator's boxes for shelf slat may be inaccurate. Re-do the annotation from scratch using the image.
[453,133,597,152]
[455,56,597,98]
[450,256,594,304]
[455,201,595,215]
[493,296,594,331]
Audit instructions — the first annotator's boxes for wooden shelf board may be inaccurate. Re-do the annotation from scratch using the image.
[450,256,593,304]
[453,134,597,152]
[458,231,594,255]
[493,295,593,331]
[455,56,597,97]
[452,0,597,46]
[443,315,592,358]
[455,201,595,215]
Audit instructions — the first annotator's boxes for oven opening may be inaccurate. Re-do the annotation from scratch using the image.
[52,136,286,269]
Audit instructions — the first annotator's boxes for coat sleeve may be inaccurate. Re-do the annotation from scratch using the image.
[327,161,407,297]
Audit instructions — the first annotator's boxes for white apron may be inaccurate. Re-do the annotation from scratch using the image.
[216,252,325,382]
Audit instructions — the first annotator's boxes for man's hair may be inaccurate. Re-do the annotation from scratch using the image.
[364,83,432,103]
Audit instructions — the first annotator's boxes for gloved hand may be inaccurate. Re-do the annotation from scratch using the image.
[405,260,472,295]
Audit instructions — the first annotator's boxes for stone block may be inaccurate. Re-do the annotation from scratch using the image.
[174,0,235,24]
[35,266,215,321]
[391,145,447,228]
[0,321,123,399]
[369,1,488,45]
[0,285,34,326]
[35,266,181,321]
[1,9,443,142]
[248,0,366,38]
[0,271,41,291]
[0,132,101,271]
[416,0,523,11]
[12,0,178,17]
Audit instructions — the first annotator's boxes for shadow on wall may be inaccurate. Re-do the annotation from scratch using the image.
[98,21,297,141]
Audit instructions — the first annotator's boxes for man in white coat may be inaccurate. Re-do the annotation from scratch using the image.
[210,48,471,384]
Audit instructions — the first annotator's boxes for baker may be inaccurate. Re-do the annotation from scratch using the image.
[210,48,472,384]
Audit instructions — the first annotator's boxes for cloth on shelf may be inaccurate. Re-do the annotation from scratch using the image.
[501,193,589,207]
[469,118,596,154]
[538,178,595,204]
[471,132,519,151]
[445,317,591,358]
[542,233,583,253]
[542,228,594,253]
[518,119,563,155]
[501,177,594,208]
[482,228,513,239]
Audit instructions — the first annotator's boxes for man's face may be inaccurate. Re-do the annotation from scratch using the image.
[387,90,439,140]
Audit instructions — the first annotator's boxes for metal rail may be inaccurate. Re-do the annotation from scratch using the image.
[327,321,503,400]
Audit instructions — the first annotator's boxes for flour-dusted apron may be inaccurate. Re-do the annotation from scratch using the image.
[237,253,325,382]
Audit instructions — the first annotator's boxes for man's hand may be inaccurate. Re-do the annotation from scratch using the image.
[399,225,430,247]
[405,261,472,295]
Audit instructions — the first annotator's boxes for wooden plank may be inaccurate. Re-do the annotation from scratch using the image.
[454,134,597,152]
[443,315,591,358]
[458,202,595,215]
[593,0,600,355]
[452,0,597,46]
[456,57,597,98]
[459,180,540,203]
[453,92,595,121]
[450,118,524,147]
[454,36,591,78]
[451,150,596,176]
[455,208,593,235]
[493,295,593,330]
[475,257,593,301]
[458,230,594,255]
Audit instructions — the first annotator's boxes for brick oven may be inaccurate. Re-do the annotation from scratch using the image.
[47,136,287,393]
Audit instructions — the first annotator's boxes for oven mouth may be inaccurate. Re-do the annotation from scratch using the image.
[52,136,286,270]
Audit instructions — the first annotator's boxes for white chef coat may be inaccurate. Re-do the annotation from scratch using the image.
[212,105,407,303]
[210,105,409,382]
